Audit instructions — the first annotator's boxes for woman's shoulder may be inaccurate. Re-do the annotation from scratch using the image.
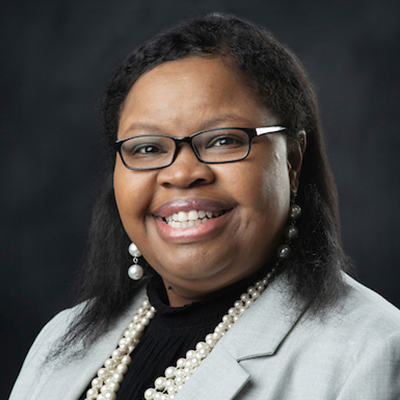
[10,287,148,400]
[25,303,86,360]
[9,303,86,400]
[340,273,400,335]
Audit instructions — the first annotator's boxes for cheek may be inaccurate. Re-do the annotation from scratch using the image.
[113,162,153,236]
[228,158,290,212]
[259,161,291,204]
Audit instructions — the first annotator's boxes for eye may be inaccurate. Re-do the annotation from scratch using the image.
[122,138,169,158]
[206,134,247,149]
[134,145,162,154]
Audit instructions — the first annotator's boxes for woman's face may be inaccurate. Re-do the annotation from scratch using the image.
[114,56,302,306]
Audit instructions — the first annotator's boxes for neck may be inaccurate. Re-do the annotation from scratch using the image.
[163,281,211,307]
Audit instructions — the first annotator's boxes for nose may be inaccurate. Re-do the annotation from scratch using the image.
[157,143,215,188]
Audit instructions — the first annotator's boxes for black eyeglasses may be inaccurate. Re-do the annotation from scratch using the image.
[114,126,286,170]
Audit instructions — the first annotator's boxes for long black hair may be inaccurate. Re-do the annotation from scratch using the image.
[53,13,350,359]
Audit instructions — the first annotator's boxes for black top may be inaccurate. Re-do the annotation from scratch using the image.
[79,268,269,400]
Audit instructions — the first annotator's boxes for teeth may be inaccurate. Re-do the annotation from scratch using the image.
[178,211,186,222]
[188,210,198,221]
[163,209,225,229]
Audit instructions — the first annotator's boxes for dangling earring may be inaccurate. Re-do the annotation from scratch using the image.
[128,243,144,280]
[276,198,301,259]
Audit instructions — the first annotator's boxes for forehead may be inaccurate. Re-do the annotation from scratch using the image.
[130,57,254,100]
[118,56,274,137]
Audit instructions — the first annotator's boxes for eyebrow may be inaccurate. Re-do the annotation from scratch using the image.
[121,114,257,137]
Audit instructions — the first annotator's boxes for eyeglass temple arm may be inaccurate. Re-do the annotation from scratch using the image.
[255,126,286,136]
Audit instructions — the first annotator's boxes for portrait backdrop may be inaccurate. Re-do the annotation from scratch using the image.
[1,0,399,398]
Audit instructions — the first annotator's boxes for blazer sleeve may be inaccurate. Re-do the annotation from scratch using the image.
[336,332,400,400]
[9,307,77,400]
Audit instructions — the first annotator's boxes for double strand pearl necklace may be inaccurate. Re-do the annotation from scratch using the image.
[84,267,276,400]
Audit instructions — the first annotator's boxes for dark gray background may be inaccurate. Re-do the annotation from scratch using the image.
[2,0,399,397]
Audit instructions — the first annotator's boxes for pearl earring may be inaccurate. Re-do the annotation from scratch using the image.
[128,243,144,280]
[276,202,301,259]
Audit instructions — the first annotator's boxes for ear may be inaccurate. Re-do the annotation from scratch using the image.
[287,130,306,196]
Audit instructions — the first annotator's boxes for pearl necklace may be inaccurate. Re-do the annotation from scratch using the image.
[83,267,276,400]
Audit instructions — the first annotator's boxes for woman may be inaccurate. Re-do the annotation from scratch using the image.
[10,13,400,400]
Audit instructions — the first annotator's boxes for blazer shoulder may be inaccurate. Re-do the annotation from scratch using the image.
[9,303,84,399]
[339,273,400,338]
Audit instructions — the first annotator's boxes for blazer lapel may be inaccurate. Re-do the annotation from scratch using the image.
[175,344,251,400]
[174,276,306,400]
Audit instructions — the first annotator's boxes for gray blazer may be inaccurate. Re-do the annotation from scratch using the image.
[10,274,400,400]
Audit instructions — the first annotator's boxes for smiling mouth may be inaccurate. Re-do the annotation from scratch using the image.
[161,209,227,229]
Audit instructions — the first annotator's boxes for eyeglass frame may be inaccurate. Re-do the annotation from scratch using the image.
[114,125,286,171]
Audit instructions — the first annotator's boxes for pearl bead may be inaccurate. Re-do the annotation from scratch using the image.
[112,349,123,359]
[285,225,299,240]
[176,358,186,367]
[228,307,237,316]
[247,286,256,295]
[104,391,117,400]
[290,204,302,219]
[116,364,128,374]
[112,372,124,383]
[175,376,183,384]
[222,315,232,323]
[212,332,221,340]
[165,379,174,388]
[104,359,116,369]
[155,377,166,389]
[98,368,109,379]
[121,355,132,365]
[190,357,199,366]
[106,381,120,392]
[240,293,250,302]
[86,388,98,398]
[277,244,291,259]
[165,367,176,378]
[186,350,195,358]
[252,291,260,299]
[128,264,143,280]
[118,344,129,353]
[214,326,223,334]
[92,378,103,388]
[146,310,156,319]
[144,388,156,399]
[128,243,142,257]
[234,300,242,308]
[195,341,206,350]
